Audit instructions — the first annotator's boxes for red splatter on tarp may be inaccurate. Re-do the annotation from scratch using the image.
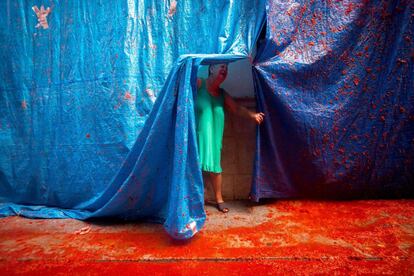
[167,1,177,18]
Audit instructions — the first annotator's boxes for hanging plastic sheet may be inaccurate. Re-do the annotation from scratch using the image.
[251,0,414,200]
[0,0,265,239]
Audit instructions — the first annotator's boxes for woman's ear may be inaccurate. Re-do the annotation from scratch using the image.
[197,78,202,89]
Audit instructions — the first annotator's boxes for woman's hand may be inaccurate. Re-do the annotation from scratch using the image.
[223,93,265,124]
[251,112,265,124]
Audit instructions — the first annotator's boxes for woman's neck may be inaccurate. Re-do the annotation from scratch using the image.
[206,77,221,95]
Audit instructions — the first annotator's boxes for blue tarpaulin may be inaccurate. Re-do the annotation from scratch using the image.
[0,0,265,239]
[0,0,413,239]
[251,0,413,200]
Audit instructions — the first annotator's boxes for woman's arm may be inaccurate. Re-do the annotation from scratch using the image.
[224,92,265,124]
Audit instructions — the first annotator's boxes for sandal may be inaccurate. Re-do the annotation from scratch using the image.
[216,202,229,213]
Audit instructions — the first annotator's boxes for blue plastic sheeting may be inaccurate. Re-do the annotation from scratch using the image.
[251,0,414,200]
[0,0,265,239]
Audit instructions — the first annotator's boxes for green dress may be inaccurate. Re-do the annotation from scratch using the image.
[195,79,225,173]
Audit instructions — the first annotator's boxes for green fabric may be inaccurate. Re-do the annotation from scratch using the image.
[195,79,225,173]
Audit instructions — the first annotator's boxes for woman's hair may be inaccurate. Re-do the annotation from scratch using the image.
[208,63,227,76]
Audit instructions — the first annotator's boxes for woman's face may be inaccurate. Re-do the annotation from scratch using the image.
[210,64,228,83]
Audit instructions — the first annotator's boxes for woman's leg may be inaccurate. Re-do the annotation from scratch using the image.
[209,172,229,212]
[209,172,224,203]
[203,172,229,212]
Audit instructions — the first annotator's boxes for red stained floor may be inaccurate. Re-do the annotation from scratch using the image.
[0,199,413,275]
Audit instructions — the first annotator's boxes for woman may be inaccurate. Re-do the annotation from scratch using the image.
[196,63,265,213]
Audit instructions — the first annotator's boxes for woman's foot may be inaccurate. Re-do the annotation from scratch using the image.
[216,201,229,213]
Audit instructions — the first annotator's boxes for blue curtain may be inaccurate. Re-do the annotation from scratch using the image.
[251,0,414,200]
[0,1,265,239]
